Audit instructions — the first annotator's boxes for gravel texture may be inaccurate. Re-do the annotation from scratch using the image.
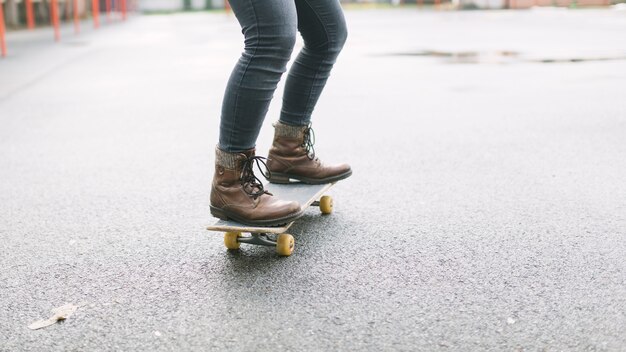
[1,8,625,351]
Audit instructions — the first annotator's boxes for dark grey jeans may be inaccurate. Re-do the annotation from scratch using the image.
[218,0,348,152]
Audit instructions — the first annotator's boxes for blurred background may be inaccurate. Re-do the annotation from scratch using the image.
[0,0,625,34]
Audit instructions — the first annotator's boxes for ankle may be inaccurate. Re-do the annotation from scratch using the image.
[215,146,255,169]
[273,121,308,139]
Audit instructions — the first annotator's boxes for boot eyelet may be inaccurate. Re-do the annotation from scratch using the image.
[218,167,224,175]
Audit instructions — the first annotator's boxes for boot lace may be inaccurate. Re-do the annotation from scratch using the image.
[241,156,272,199]
[303,125,317,160]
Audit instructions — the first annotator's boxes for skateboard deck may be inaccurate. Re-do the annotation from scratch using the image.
[207,182,336,256]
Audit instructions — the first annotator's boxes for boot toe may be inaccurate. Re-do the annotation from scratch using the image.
[285,200,302,214]
[272,199,302,218]
[255,198,302,221]
[336,163,351,175]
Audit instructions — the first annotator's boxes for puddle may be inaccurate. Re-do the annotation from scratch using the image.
[384,50,626,64]
[64,41,90,47]
[534,56,626,63]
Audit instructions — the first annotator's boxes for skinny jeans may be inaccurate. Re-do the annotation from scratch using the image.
[218,0,348,152]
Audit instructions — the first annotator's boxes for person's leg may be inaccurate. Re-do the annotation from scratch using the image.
[211,0,303,225]
[218,0,298,152]
[279,0,348,126]
[266,0,351,184]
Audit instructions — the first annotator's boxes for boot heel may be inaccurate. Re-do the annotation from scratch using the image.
[210,206,229,220]
[268,173,290,184]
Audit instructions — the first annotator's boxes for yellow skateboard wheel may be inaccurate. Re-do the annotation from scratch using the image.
[224,232,242,250]
[319,195,333,215]
[276,233,295,256]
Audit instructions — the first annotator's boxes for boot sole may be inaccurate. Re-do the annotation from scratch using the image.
[268,169,352,185]
[210,206,304,227]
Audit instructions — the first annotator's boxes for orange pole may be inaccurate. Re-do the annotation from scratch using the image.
[121,0,126,20]
[26,0,35,29]
[73,0,80,34]
[0,0,6,57]
[105,0,111,21]
[225,0,231,11]
[435,0,441,7]
[51,0,61,42]
[418,0,423,6]
[65,0,71,21]
[92,0,100,28]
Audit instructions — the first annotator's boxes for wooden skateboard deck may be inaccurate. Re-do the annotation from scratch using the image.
[207,182,336,256]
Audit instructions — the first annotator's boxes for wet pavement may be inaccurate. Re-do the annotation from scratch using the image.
[1,7,625,351]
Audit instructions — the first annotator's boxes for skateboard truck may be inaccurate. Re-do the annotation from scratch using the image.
[224,232,296,256]
[237,233,279,247]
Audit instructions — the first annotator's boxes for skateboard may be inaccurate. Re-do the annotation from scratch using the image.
[207,182,335,256]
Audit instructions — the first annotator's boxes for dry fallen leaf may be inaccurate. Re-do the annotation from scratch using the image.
[28,303,78,330]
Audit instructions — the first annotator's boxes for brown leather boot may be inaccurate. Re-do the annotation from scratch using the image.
[210,147,303,226]
[267,122,352,184]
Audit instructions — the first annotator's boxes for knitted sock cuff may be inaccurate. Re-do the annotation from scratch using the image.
[273,121,307,139]
[215,147,241,169]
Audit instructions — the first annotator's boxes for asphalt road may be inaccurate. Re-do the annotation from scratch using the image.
[1,7,625,351]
